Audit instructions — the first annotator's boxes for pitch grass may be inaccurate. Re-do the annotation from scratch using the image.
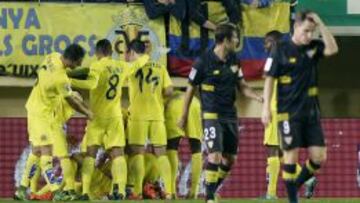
[2,199,360,203]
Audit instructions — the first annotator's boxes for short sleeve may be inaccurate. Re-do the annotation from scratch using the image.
[188,58,204,86]
[312,39,325,59]
[264,45,281,78]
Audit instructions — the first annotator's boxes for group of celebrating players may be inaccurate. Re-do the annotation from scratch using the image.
[14,10,338,203]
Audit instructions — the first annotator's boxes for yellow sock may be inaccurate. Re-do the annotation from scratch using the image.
[130,154,144,195]
[144,153,159,182]
[74,181,82,194]
[157,155,172,194]
[21,153,40,187]
[167,150,178,195]
[111,156,127,195]
[190,153,202,198]
[81,156,95,194]
[266,157,280,197]
[61,158,75,191]
[30,164,40,193]
[40,155,59,191]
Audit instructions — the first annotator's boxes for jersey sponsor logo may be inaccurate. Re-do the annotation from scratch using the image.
[213,70,220,75]
[288,57,297,64]
[189,67,197,80]
[264,58,273,72]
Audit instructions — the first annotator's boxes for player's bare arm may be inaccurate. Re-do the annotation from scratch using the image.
[163,86,174,97]
[261,76,275,126]
[308,13,338,56]
[65,95,93,120]
[238,80,263,103]
[178,84,196,130]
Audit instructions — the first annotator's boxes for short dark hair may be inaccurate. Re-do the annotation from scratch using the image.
[215,23,239,44]
[127,39,146,54]
[295,10,316,24]
[96,39,112,56]
[265,30,283,43]
[63,44,85,62]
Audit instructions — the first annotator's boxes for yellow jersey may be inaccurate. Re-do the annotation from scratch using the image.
[26,53,72,117]
[127,55,172,121]
[71,57,129,119]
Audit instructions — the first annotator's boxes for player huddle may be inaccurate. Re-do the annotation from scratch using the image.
[14,10,338,203]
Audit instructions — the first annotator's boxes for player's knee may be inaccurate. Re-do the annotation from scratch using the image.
[167,137,181,151]
[32,147,42,157]
[109,147,125,158]
[86,146,99,157]
[221,153,236,167]
[189,138,201,154]
[128,145,145,155]
[207,152,222,164]
[310,152,326,165]
[40,145,52,155]
[267,145,280,157]
[153,146,167,156]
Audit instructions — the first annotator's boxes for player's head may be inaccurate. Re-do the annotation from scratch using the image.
[215,23,240,52]
[293,10,317,45]
[95,39,113,58]
[264,30,282,53]
[126,39,146,62]
[62,44,85,69]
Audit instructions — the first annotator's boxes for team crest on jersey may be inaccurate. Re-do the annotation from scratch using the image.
[107,8,168,61]
[230,65,238,73]
[284,136,293,145]
[207,141,214,149]
[306,48,317,58]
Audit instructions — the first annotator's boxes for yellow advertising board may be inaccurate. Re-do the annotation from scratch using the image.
[0,2,166,80]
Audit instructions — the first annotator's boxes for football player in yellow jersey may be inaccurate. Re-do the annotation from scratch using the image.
[126,39,173,198]
[70,39,129,200]
[261,30,283,200]
[165,89,202,199]
[15,44,93,200]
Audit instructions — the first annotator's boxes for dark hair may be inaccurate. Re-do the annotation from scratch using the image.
[63,44,85,62]
[95,39,112,56]
[215,23,239,44]
[127,39,146,54]
[295,10,315,24]
[265,30,283,43]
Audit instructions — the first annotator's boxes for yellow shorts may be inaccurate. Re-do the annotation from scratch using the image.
[85,117,125,150]
[27,114,54,147]
[263,112,279,146]
[127,120,167,146]
[52,124,69,157]
[166,118,202,140]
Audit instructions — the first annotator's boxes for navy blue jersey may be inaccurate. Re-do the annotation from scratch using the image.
[188,47,243,121]
[265,39,325,121]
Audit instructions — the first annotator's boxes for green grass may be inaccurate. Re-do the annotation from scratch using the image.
[2,199,360,203]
